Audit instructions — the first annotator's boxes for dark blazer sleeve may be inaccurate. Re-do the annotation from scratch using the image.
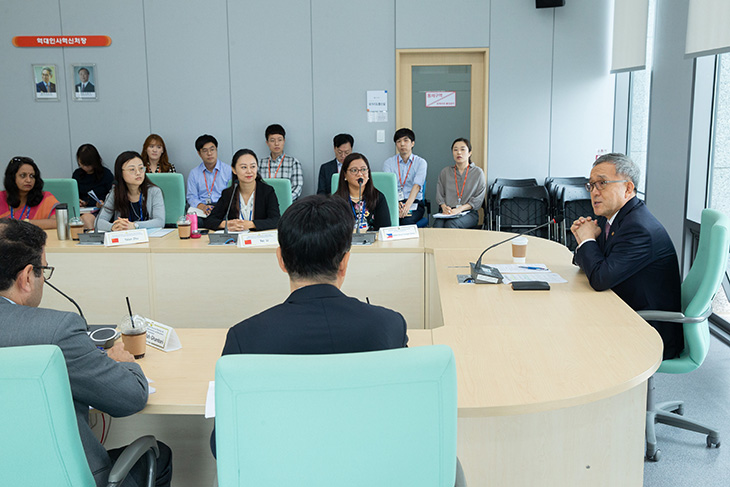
[317,163,328,195]
[371,191,391,230]
[204,186,235,229]
[574,213,655,292]
[252,181,280,230]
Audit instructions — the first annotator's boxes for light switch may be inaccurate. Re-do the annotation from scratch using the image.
[376,130,385,143]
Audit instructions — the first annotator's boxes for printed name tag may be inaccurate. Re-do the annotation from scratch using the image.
[145,319,182,352]
[237,230,278,248]
[378,225,419,241]
[104,229,149,247]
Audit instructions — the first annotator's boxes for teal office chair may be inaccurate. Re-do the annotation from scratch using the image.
[642,208,730,461]
[331,171,398,227]
[0,344,159,486]
[262,177,292,212]
[44,178,81,219]
[146,173,185,227]
[215,345,460,487]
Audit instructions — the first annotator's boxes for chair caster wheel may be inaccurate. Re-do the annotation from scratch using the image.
[646,449,661,462]
[707,436,721,448]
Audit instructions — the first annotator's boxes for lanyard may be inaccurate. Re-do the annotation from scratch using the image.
[268,154,285,179]
[239,193,255,221]
[350,199,366,226]
[203,168,219,202]
[454,165,470,205]
[10,205,30,220]
[396,155,414,190]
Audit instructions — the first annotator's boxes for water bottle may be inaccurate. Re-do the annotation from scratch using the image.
[56,203,69,240]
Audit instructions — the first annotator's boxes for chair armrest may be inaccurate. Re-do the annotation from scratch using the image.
[637,308,712,324]
[107,435,159,487]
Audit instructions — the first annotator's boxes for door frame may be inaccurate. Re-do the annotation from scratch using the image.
[395,48,489,176]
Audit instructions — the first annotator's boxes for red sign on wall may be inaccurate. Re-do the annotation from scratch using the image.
[12,36,112,47]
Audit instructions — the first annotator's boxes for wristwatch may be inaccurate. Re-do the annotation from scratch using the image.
[134,222,139,229]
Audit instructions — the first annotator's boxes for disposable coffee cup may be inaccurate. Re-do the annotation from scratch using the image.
[512,236,528,263]
[70,217,84,241]
[119,314,148,359]
[177,216,191,239]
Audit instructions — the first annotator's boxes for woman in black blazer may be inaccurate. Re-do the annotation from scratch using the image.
[204,149,280,231]
[333,152,391,231]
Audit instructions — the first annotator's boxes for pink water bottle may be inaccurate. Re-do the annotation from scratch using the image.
[188,213,198,233]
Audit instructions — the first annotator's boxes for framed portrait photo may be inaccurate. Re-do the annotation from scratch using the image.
[33,64,59,101]
[71,64,97,101]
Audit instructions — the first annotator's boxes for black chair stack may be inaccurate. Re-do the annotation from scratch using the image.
[544,177,592,250]
[486,178,538,230]
[494,185,551,239]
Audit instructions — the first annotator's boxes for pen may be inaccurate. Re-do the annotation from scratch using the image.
[519,266,548,271]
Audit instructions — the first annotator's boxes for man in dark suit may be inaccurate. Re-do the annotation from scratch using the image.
[0,219,172,487]
[571,153,683,359]
[75,67,95,93]
[35,66,56,93]
[317,133,353,194]
[211,194,408,456]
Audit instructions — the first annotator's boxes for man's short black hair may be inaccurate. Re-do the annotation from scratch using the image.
[278,195,354,281]
[0,219,46,291]
[333,133,354,148]
[393,128,415,143]
[265,124,286,140]
[195,134,218,152]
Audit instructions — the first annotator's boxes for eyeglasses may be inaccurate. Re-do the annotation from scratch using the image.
[348,168,369,175]
[123,166,146,174]
[34,265,54,280]
[585,179,628,192]
[200,147,217,155]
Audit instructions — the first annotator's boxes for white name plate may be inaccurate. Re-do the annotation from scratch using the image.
[145,319,182,352]
[378,225,419,241]
[104,229,149,247]
[237,230,278,248]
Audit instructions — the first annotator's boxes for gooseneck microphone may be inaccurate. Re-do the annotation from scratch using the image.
[223,179,239,235]
[471,218,556,284]
[356,178,364,234]
[44,280,89,331]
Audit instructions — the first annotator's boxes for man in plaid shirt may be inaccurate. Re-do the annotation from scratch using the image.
[258,124,303,201]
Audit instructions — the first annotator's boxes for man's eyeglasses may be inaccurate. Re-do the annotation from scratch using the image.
[585,179,628,192]
[34,265,54,280]
[348,168,369,175]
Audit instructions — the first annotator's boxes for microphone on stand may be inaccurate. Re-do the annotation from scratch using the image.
[44,280,89,331]
[224,179,239,235]
[78,197,106,244]
[356,178,364,234]
[208,179,239,245]
[470,218,556,284]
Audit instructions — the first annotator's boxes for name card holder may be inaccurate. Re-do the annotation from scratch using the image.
[237,230,278,248]
[104,229,149,247]
[145,319,182,352]
[378,224,419,241]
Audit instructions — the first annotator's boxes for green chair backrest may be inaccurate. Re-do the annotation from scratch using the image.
[0,345,96,486]
[331,171,398,227]
[262,178,292,212]
[659,208,730,374]
[145,173,186,225]
[215,345,457,487]
[44,178,81,219]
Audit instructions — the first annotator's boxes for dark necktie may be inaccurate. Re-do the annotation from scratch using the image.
[604,222,611,240]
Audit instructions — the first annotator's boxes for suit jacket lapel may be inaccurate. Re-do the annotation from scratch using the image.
[603,196,640,252]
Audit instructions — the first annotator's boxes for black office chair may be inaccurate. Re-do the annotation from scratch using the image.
[494,185,550,238]
[558,185,593,250]
[545,177,589,241]
[486,178,538,230]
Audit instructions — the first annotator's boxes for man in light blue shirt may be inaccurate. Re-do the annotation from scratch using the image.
[186,134,232,216]
[383,128,427,225]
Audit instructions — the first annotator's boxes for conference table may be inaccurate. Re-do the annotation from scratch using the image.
[43,228,662,487]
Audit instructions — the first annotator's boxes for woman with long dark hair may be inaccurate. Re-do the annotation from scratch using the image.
[95,151,165,231]
[334,153,390,231]
[433,138,486,229]
[141,134,176,173]
[204,149,280,231]
[73,144,115,229]
[0,157,59,229]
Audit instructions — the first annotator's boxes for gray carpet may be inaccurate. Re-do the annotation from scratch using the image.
[644,333,730,486]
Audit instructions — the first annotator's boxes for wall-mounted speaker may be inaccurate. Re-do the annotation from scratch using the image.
[536,0,565,8]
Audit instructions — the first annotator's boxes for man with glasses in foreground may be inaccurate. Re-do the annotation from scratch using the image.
[571,153,683,359]
[0,218,172,487]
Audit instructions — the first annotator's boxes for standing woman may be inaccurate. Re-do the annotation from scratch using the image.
[73,144,114,229]
[0,157,59,229]
[205,149,280,231]
[96,151,165,232]
[141,134,176,173]
[433,138,486,229]
[334,153,391,231]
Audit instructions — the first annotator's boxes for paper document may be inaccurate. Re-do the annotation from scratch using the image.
[502,273,567,284]
[433,211,469,219]
[205,381,215,418]
[146,228,175,238]
[490,263,549,273]
[146,377,156,395]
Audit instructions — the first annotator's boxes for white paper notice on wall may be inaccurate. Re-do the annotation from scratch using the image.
[367,90,388,123]
[425,91,456,107]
